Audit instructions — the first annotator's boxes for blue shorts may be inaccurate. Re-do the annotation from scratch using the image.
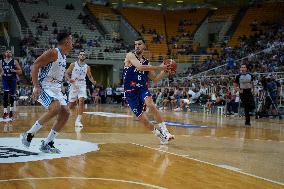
[125,88,151,117]
[2,79,17,95]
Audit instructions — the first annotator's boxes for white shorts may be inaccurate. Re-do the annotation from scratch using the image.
[68,84,87,102]
[38,86,67,108]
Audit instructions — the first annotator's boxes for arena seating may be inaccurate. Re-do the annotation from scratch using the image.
[229,2,284,47]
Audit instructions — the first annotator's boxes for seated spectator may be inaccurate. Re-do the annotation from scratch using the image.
[92,88,101,104]
[52,20,57,27]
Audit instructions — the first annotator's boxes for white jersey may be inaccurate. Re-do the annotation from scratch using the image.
[71,61,88,85]
[39,48,66,88]
[38,48,67,108]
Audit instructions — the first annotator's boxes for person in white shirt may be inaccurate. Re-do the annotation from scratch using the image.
[21,32,73,153]
[65,50,96,127]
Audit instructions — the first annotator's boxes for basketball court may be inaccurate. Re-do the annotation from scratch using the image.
[0,105,283,189]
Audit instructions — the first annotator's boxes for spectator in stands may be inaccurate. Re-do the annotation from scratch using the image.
[43,25,48,31]
[52,20,57,27]
[92,88,101,104]
[78,12,84,19]
[52,27,58,35]
[226,56,236,70]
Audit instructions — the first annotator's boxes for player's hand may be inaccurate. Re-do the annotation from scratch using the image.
[159,63,172,72]
[32,85,41,100]
[69,79,76,84]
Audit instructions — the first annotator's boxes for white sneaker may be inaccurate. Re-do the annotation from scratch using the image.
[159,107,164,110]
[75,120,83,127]
[153,128,168,145]
[159,125,175,141]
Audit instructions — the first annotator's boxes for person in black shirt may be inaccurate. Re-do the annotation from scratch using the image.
[235,64,255,126]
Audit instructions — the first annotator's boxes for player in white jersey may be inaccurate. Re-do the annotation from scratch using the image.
[65,50,96,127]
[20,32,73,153]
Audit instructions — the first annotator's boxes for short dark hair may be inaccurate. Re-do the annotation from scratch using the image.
[57,32,70,44]
[135,37,145,44]
[241,63,247,68]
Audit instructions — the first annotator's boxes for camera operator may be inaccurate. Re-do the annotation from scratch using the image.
[235,63,255,126]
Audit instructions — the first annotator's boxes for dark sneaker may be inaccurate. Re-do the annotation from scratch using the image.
[3,112,9,119]
[9,111,13,119]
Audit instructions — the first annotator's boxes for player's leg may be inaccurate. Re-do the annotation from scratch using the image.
[138,112,169,145]
[75,97,85,127]
[68,84,78,110]
[39,89,70,153]
[2,79,10,119]
[75,85,87,126]
[143,93,174,141]
[21,100,61,147]
[40,105,70,153]
[68,101,77,110]
[8,79,17,118]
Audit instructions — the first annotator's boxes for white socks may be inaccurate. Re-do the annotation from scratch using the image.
[27,121,42,134]
[76,115,82,122]
[158,122,167,130]
[44,129,58,144]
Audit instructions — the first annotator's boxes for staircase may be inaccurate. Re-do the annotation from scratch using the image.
[226,6,248,39]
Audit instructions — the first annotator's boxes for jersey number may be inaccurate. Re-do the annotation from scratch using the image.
[138,75,141,80]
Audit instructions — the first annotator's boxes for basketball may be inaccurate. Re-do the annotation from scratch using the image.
[163,59,177,75]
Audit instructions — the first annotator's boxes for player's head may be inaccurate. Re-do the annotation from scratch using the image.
[57,32,73,52]
[78,50,86,62]
[134,38,146,55]
[4,49,12,59]
[240,63,247,73]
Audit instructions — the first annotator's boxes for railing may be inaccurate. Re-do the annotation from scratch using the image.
[98,13,120,21]
[193,42,284,79]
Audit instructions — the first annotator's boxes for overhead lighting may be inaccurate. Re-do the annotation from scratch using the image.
[138,1,144,3]
[157,3,162,6]
[176,0,183,3]
[112,2,118,4]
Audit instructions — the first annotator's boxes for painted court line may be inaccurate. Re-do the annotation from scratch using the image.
[131,143,284,186]
[0,177,167,189]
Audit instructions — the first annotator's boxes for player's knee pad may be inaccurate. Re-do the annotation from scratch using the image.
[3,91,9,107]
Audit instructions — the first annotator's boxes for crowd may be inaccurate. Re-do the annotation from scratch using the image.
[175,23,284,78]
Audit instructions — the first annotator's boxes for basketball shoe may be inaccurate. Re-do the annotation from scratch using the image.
[21,132,34,147]
[39,140,61,154]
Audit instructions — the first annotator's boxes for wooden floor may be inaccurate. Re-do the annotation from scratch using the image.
[0,105,283,189]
